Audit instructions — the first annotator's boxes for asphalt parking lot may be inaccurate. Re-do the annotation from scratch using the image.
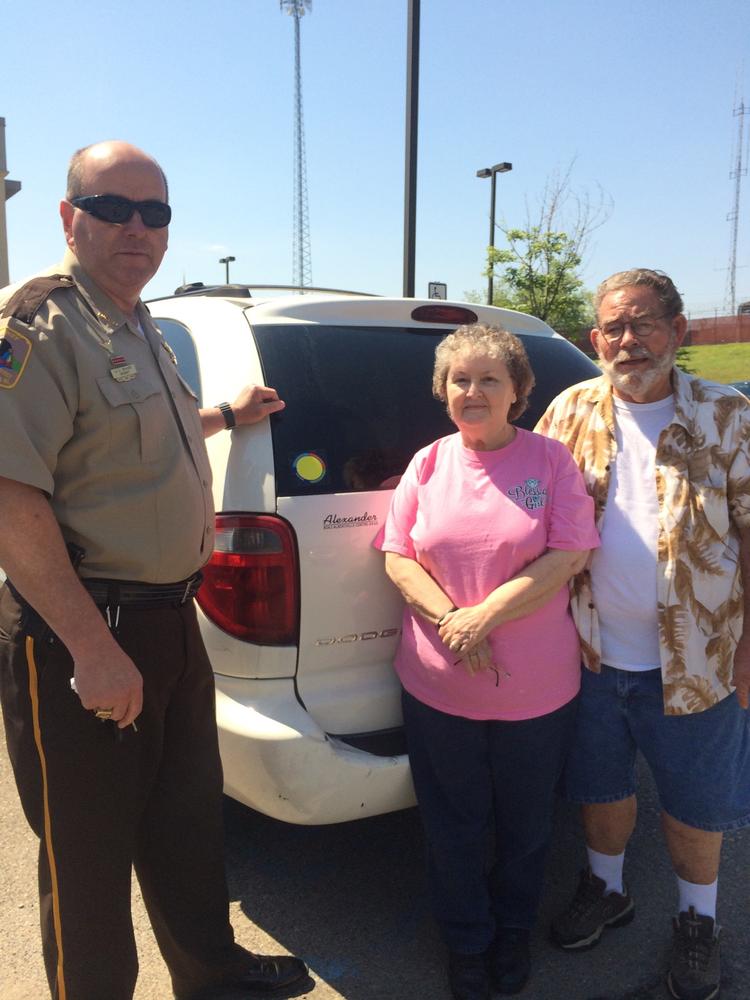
[1,712,748,1000]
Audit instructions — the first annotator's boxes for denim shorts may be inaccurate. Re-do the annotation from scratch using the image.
[563,664,750,832]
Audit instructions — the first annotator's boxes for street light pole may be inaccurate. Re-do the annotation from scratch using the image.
[476,162,512,305]
[219,255,236,284]
[402,0,420,297]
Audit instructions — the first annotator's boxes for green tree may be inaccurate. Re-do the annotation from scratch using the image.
[486,228,594,339]
[470,165,611,342]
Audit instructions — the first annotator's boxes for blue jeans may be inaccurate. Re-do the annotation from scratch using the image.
[564,664,750,832]
[402,689,578,953]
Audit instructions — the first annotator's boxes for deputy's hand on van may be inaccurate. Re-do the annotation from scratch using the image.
[232,384,286,425]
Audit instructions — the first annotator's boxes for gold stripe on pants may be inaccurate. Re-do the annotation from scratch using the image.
[26,635,67,1000]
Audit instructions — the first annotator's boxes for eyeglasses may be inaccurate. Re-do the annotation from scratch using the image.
[598,312,672,343]
[70,194,171,229]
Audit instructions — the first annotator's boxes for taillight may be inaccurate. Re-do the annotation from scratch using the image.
[197,514,299,645]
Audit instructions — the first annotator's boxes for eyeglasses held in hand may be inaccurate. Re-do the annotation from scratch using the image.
[71,194,171,229]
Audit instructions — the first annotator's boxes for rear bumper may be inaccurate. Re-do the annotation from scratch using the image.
[215,675,416,824]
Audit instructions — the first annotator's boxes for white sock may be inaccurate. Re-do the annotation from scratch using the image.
[587,847,625,895]
[676,875,718,920]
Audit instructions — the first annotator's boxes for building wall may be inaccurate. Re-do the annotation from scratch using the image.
[686,315,750,346]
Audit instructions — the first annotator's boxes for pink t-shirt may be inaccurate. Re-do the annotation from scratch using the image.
[376,429,599,721]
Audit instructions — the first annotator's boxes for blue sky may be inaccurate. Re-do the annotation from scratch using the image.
[4,0,750,316]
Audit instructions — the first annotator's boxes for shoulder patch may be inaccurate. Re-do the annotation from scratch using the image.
[0,273,76,389]
[0,319,33,389]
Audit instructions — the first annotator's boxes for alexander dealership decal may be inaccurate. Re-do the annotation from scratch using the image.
[323,512,379,530]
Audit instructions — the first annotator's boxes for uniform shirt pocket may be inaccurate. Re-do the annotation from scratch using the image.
[96,374,173,465]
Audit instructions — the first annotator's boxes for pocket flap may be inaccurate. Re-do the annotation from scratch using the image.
[96,373,162,407]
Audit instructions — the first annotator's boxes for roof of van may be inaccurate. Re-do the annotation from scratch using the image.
[147,288,562,338]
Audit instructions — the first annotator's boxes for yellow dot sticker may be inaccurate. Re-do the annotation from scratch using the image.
[293,452,326,484]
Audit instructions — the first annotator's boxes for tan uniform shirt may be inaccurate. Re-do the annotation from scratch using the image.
[537,369,750,715]
[0,252,214,582]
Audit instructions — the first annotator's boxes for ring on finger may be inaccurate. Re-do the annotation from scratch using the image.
[94,708,114,720]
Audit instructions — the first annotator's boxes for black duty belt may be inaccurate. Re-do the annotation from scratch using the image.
[80,573,203,607]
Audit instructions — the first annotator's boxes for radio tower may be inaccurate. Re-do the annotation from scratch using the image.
[725,95,748,314]
[281,0,312,289]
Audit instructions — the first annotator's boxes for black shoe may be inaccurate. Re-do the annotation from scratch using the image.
[447,951,490,1000]
[490,928,531,995]
[223,953,310,996]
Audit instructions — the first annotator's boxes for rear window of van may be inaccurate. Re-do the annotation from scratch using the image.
[252,324,598,497]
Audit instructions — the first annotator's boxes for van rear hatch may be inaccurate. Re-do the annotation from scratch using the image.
[252,320,598,738]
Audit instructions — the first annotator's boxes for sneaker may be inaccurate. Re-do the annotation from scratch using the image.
[667,907,721,1000]
[550,868,635,950]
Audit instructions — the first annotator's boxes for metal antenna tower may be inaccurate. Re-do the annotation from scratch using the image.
[281,0,312,289]
[725,96,749,314]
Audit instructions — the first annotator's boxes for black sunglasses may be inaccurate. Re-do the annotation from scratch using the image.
[71,194,171,229]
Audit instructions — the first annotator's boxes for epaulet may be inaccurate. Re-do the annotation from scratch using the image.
[0,274,77,324]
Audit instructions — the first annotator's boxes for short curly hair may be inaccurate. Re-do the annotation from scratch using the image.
[432,324,535,423]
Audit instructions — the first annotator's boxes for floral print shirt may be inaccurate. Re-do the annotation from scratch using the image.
[536,369,750,715]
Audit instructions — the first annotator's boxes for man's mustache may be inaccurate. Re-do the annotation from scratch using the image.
[613,347,652,363]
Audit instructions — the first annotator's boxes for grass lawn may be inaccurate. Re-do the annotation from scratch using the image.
[677,342,750,383]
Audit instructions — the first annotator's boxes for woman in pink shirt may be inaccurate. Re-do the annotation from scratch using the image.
[376,324,599,1000]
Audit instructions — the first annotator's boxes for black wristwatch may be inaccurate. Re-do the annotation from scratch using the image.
[217,402,236,429]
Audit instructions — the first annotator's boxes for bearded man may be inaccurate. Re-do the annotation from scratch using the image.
[537,268,750,1000]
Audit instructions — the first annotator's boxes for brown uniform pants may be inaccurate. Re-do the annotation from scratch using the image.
[0,583,253,1000]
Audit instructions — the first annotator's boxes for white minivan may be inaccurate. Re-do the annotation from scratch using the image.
[147,286,598,825]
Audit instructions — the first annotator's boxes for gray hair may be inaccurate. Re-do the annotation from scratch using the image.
[594,269,683,324]
[66,144,169,201]
[432,323,534,423]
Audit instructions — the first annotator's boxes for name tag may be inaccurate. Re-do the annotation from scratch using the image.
[110,363,138,383]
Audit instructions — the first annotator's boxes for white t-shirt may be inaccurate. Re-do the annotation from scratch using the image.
[591,395,675,671]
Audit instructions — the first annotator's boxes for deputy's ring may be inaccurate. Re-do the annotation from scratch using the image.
[94,708,114,720]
